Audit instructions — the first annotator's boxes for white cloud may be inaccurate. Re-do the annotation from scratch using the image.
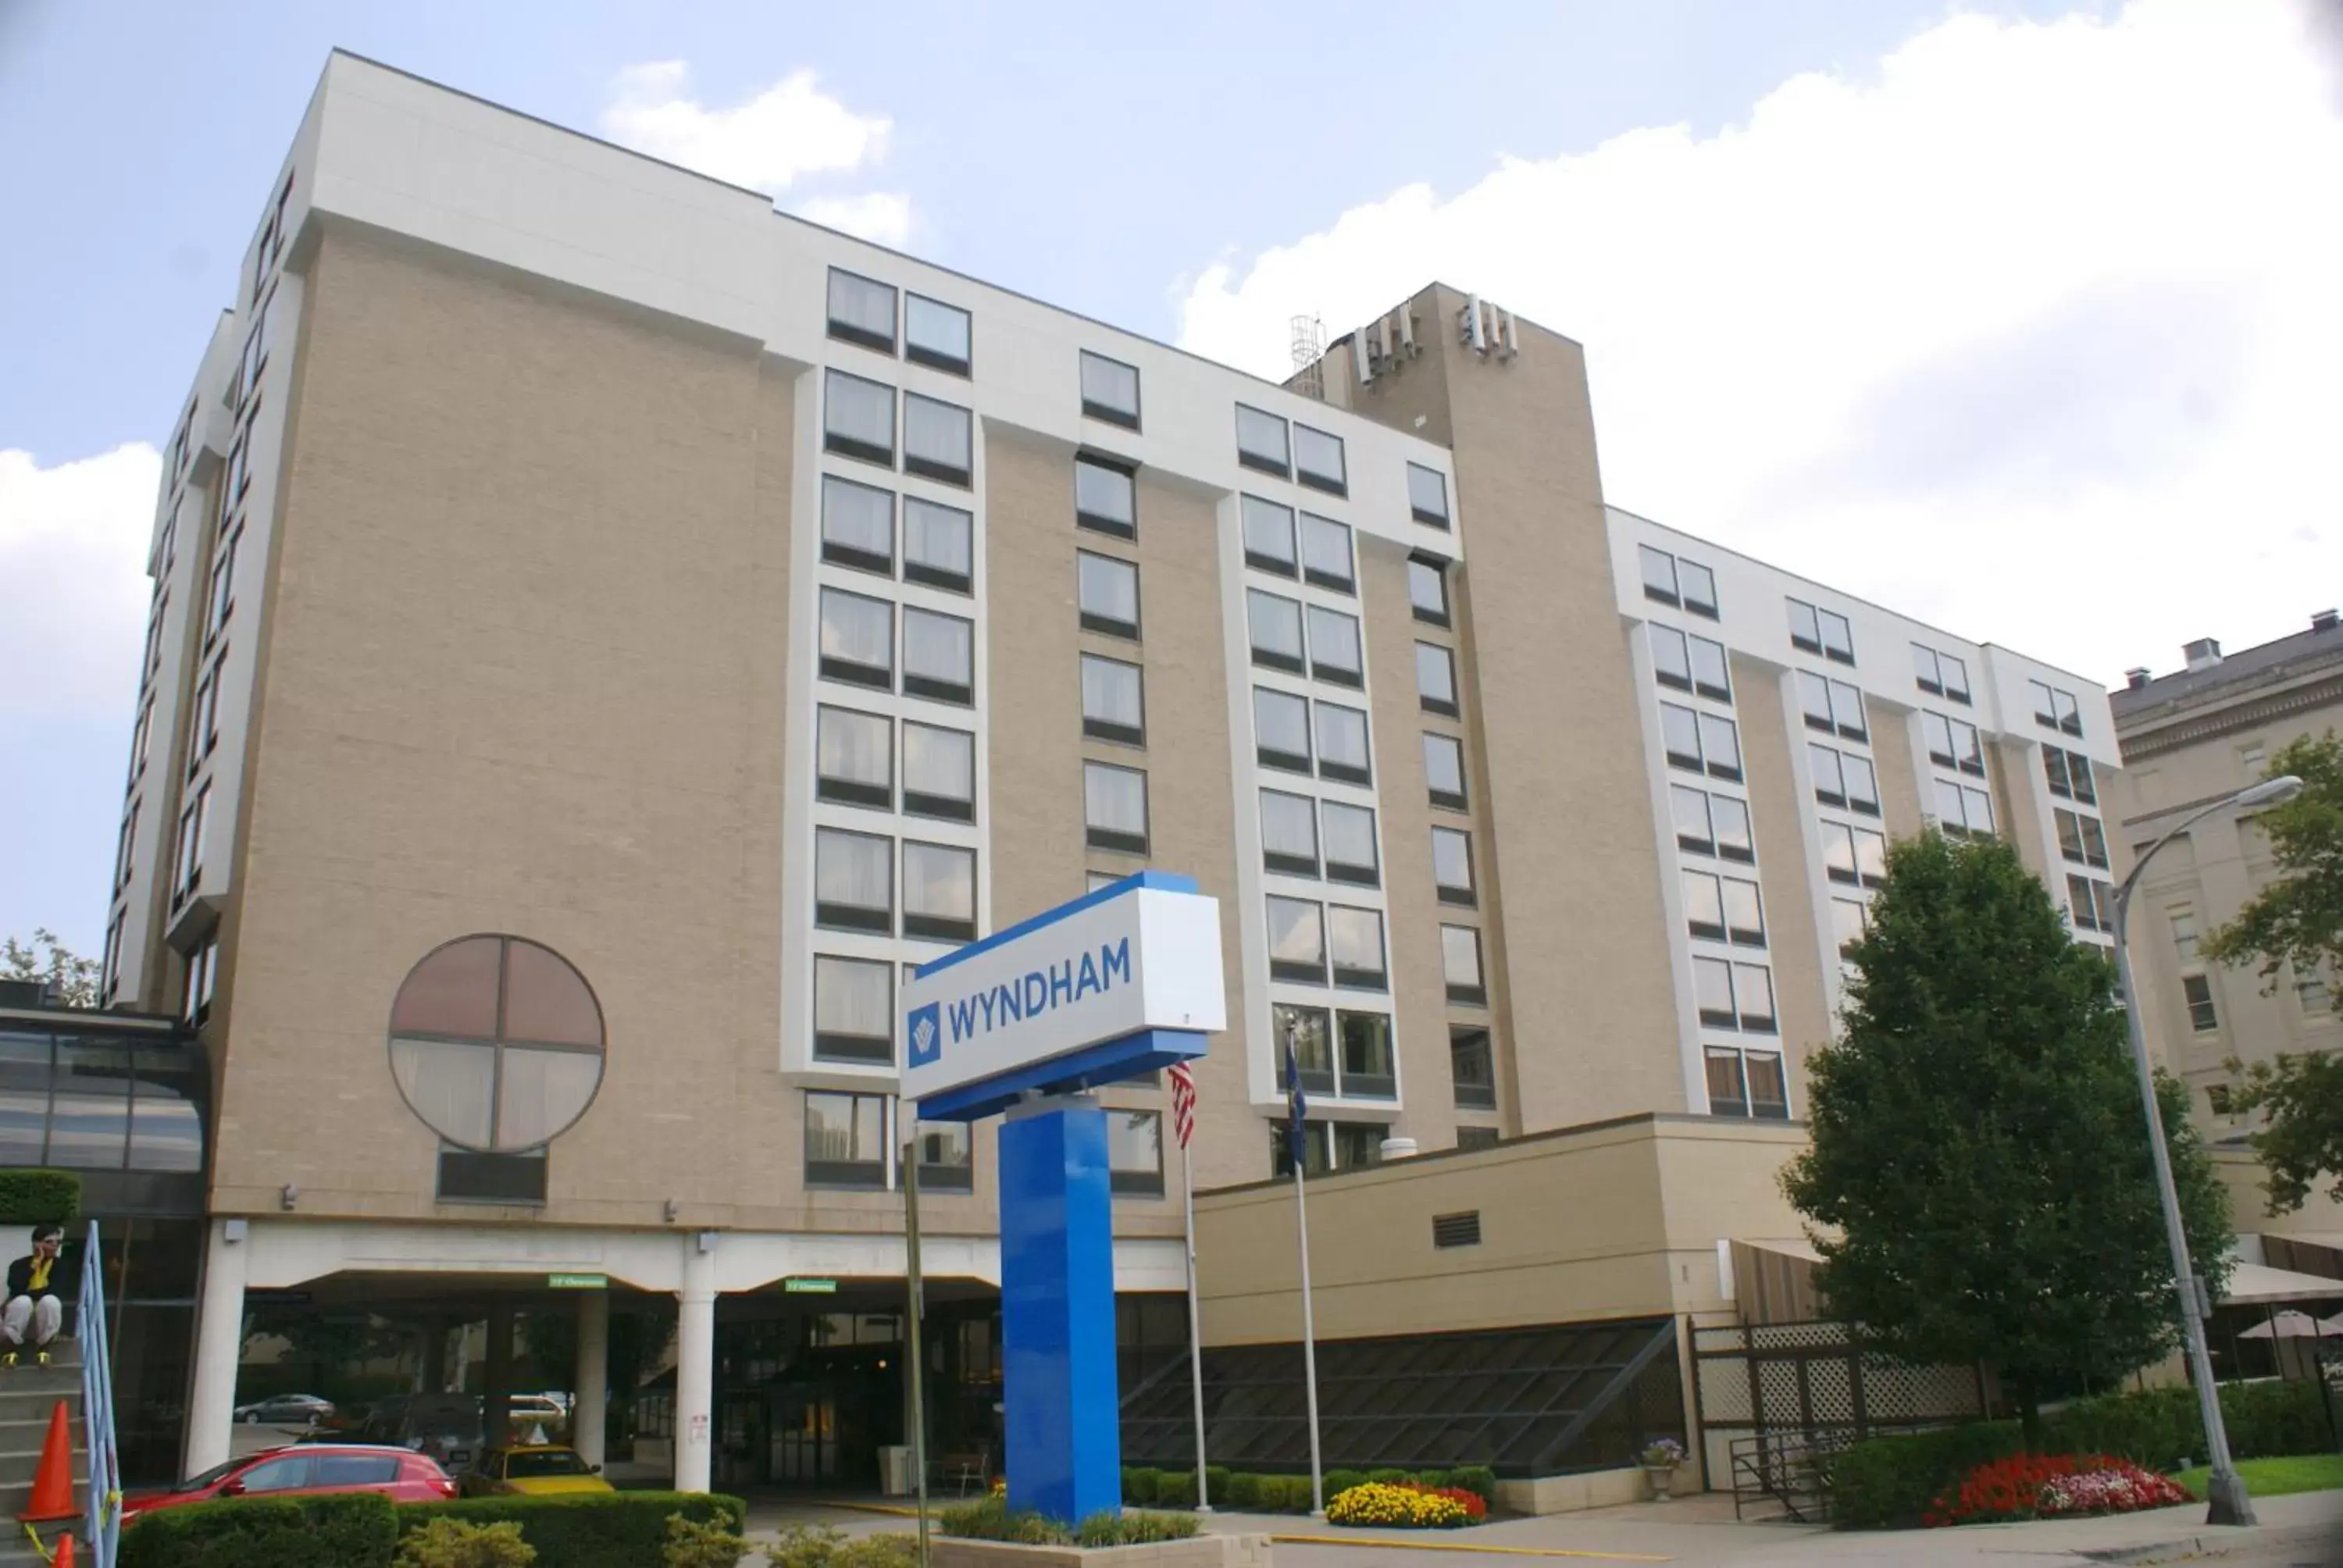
[795,191,915,248]
[1175,0,2343,684]
[0,444,159,720]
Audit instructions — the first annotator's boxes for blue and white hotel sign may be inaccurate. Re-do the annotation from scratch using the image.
[903,870,1224,1527]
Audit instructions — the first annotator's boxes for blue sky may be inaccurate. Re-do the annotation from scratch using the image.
[4,0,2339,959]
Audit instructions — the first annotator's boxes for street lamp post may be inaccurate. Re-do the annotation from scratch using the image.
[2108,772,2302,1527]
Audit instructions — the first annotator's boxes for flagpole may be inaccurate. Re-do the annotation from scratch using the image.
[1180,1138,1211,1513]
[1293,1155,1325,1519]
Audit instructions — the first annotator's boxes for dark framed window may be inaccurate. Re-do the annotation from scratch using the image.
[905,294,972,375]
[1275,1003,1335,1095]
[1442,925,1486,1006]
[1810,743,1847,810]
[1746,1052,1789,1118]
[815,828,893,933]
[173,782,209,903]
[1831,897,1868,957]
[1678,560,1717,618]
[815,705,893,807]
[1721,876,1765,948]
[387,934,607,1155]
[1456,1126,1500,1152]
[903,606,974,705]
[1328,905,1386,991]
[1407,463,1450,529]
[2031,679,2084,737]
[205,522,239,643]
[1084,762,1150,855]
[904,840,977,942]
[1689,635,1731,702]
[819,587,894,690]
[1080,351,1141,429]
[1077,550,1140,638]
[1409,558,1450,626]
[1243,495,1297,576]
[1248,590,1306,673]
[1076,456,1137,538]
[1260,789,1319,877]
[1254,687,1312,773]
[1080,654,1146,746]
[823,369,895,465]
[915,1120,974,1190]
[1450,1025,1495,1108]
[1683,868,1726,942]
[1939,651,1971,703]
[806,1091,888,1188]
[1307,605,1363,687]
[904,497,973,593]
[1416,642,1458,716]
[440,1146,547,1204]
[1854,828,1888,888]
[1914,642,1972,700]
[187,656,223,775]
[1293,425,1346,496]
[814,955,895,1064]
[182,935,217,1028]
[903,722,975,821]
[1704,1046,1748,1118]
[1640,545,1679,607]
[1315,701,1371,786]
[1321,800,1378,888]
[1432,826,1475,906]
[1423,732,1467,811]
[1267,897,1326,985]
[1651,625,1694,692]
[1337,1010,1394,1099]
[1821,821,1860,886]
[821,474,895,576]
[2068,875,2113,935]
[903,393,972,486]
[1301,513,1353,592]
[827,269,898,353]
[1236,404,1289,478]
[1108,1110,1164,1196]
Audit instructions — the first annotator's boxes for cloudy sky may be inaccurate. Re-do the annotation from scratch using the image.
[2,0,2339,957]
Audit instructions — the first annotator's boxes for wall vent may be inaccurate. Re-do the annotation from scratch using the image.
[1432,1210,1482,1249]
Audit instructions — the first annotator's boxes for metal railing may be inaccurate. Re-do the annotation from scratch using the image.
[77,1221,121,1568]
[1727,1428,1853,1523]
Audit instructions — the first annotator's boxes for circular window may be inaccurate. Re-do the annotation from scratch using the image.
[387,935,605,1153]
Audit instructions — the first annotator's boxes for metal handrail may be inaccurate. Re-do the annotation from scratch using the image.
[1728,1428,1849,1523]
[77,1221,121,1568]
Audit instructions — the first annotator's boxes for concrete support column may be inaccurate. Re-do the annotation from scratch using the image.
[574,1290,609,1470]
[483,1306,515,1451]
[675,1238,719,1494]
[183,1218,250,1477]
[419,1316,448,1394]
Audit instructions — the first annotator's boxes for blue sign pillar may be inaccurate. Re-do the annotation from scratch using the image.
[999,1099,1122,1524]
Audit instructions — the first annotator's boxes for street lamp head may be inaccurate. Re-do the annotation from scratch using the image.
[2236,775,2305,810]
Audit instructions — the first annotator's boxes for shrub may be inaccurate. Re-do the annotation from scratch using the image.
[1828,1423,2024,1528]
[1152,1469,1198,1508]
[0,1170,80,1226]
[1325,1482,1471,1529]
[1366,1468,1411,1486]
[1321,1469,1369,1501]
[940,1498,1071,1545]
[1413,1470,1450,1490]
[1222,1472,1261,1508]
[397,1518,537,1568]
[1075,1511,1201,1547]
[1924,1453,2187,1527]
[400,1493,745,1568]
[1446,1466,1498,1506]
[763,1523,918,1568]
[662,1512,747,1568]
[122,1493,398,1568]
[1204,1465,1232,1502]
[1123,1467,1158,1506]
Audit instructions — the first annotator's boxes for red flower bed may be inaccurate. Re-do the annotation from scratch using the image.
[1924,1452,2188,1527]
[1405,1484,1488,1521]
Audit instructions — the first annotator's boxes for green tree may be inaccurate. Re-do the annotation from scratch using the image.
[2203,732,2343,1213]
[2,928,98,1008]
[1781,832,2233,1435]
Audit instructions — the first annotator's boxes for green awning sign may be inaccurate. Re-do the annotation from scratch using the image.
[784,1278,839,1294]
[547,1273,608,1290]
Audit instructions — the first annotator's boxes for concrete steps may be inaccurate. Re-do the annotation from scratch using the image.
[0,1338,89,1541]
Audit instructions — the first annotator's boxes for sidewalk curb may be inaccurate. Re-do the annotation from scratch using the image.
[2081,1523,2331,1563]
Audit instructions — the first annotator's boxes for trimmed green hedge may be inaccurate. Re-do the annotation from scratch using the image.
[400,1493,745,1568]
[1121,1464,1497,1513]
[1828,1379,2334,1528]
[0,1169,80,1226]
[120,1493,398,1568]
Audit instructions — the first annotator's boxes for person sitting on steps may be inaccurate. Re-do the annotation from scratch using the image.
[2,1224,70,1368]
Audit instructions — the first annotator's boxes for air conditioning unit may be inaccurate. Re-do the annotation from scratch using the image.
[1395,308,1418,358]
[1460,295,1487,352]
[1355,323,1384,383]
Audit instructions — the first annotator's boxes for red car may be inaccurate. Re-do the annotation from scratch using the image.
[123,1444,457,1520]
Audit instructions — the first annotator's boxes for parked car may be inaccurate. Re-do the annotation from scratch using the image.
[459,1445,614,1498]
[358,1393,485,1472]
[123,1445,455,1520]
[507,1395,566,1441]
[232,1393,333,1427]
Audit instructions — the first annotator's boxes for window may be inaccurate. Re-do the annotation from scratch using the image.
[806,1091,888,1188]
[1261,789,1319,876]
[1639,545,1680,608]
[1301,513,1353,592]
[813,955,894,1064]
[1243,495,1297,576]
[903,393,972,486]
[1821,821,1861,886]
[2056,809,2109,868]
[2043,747,2098,805]
[1236,404,1289,477]
[1267,898,1327,984]
[205,523,238,643]
[1328,906,1387,990]
[2170,911,2199,960]
[1423,732,1467,811]
[1307,606,1363,687]
[1913,643,1970,703]
[1275,1003,1336,1093]
[1935,780,1995,838]
[1338,1012,1394,1098]
[1854,828,1888,887]
[1321,800,1378,887]
[1746,1052,1788,1118]
[223,415,255,502]
[1706,1047,1749,1117]
[1809,745,1879,816]
[187,656,223,775]
[1694,959,1775,1032]
[183,935,218,1027]
[1084,762,1149,854]
[1678,560,1717,618]
[1450,1026,1495,1108]
[1787,599,1854,664]
[387,935,606,1156]
[1831,897,1868,957]
[1653,626,1728,701]
[821,476,894,575]
[113,804,137,892]
[823,370,895,465]
[1671,785,1753,862]
[2183,974,2220,1033]
[903,607,974,705]
[240,1454,316,1495]
[127,698,152,784]
[904,497,973,593]
[1693,957,1735,1028]
[1254,688,1312,772]
[1799,676,1866,740]
[1439,924,1486,1006]
[815,829,892,932]
[1080,654,1145,745]
[2297,965,2332,1015]
[1409,558,1450,626]
[816,706,893,807]
[1315,702,1371,786]
[1407,463,1450,529]
[819,588,894,690]
[916,1119,973,1190]
[1722,876,1765,947]
[1660,703,1741,781]
[1922,712,1985,775]
[1075,455,1136,538]
[1108,1110,1165,1196]
[904,294,971,375]
[1689,635,1731,702]
[903,722,975,821]
[2030,679,2084,736]
[2067,875,2113,935]
[1079,351,1141,429]
[1248,590,1306,673]
[1293,426,1346,495]
[1432,826,1475,906]
[173,782,209,902]
[1683,870,1726,942]
[1076,551,1140,639]
[904,841,976,942]
[827,269,897,352]
[1086,871,1122,893]
[1416,642,1458,716]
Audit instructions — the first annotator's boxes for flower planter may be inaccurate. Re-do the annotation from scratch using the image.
[1642,1464,1677,1502]
[933,1535,1273,1568]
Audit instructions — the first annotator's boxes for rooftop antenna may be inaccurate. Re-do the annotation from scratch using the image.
[1289,314,1325,401]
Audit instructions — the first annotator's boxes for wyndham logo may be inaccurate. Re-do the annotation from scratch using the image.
[908,1003,942,1067]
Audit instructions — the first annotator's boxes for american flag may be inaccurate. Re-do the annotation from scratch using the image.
[1168,1060,1197,1150]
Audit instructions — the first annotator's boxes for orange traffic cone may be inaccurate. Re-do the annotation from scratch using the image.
[17,1401,76,1523]
[51,1532,76,1567]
